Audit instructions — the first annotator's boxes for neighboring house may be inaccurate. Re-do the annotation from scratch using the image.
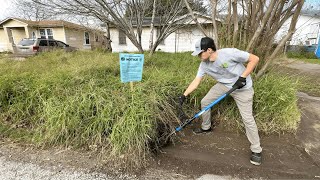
[276,14,320,47]
[107,14,219,53]
[0,18,106,52]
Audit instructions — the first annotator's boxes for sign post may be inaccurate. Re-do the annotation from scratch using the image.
[119,53,144,91]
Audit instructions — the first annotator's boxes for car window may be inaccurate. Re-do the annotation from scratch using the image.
[49,41,57,46]
[57,41,67,47]
[39,40,48,46]
[18,39,35,46]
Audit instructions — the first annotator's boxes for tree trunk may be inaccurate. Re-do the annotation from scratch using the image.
[238,0,245,48]
[149,41,159,56]
[226,0,232,46]
[243,0,251,48]
[126,34,144,53]
[210,0,219,49]
[232,0,238,47]
[105,22,112,52]
[255,0,304,79]
[149,0,157,51]
[246,0,277,52]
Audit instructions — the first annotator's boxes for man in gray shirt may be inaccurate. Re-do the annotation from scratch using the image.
[178,37,262,166]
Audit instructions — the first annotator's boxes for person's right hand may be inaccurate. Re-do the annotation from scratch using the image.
[178,95,186,106]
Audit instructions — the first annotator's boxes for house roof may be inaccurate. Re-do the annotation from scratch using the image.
[0,18,104,33]
[301,10,320,18]
[132,17,162,27]
[104,12,219,28]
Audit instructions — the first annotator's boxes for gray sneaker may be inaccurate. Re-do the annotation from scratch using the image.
[250,152,262,165]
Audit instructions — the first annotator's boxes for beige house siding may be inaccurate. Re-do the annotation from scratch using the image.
[0,29,8,52]
[11,28,26,45]
[1,20,27,51]
[92,34,105,49]
[64,28,105,50]
[49,27,65,42]
[0,18,106,52]
[27,27,38,38]
[53,27,66,42]
[65,28,90,49]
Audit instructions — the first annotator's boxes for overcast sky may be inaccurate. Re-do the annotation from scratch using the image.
[0,0,12,21]
[0,0,319,22]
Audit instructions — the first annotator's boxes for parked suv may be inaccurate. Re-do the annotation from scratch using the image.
[15,38,76,56]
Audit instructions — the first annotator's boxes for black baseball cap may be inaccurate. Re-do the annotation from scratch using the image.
[192,37,216,56]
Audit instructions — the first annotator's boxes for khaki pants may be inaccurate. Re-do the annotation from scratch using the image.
[201,83,262,153]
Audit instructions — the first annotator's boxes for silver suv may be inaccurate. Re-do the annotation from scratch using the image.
[15,38,76,56]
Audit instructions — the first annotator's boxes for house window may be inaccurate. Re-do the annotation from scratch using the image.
[118,29,126,45]
[39,29,53,39]
[84,32,90,45]
[156,28,165,45]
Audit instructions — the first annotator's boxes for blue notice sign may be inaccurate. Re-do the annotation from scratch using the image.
[120,53,144,83]
[316,37,320,59]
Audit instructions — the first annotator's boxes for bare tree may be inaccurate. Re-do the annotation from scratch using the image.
[149,0,192,56]
[187,0,304,79]
[226,0,232,46]
[31,0,193,54]
[232,0,238,47]
[184,0,209,37]
[245,0,278,52]
[32,0,151,53]
[149,0,157,51]
[10,0,58,21]
[210,0,219,49]
[255,0,304,78]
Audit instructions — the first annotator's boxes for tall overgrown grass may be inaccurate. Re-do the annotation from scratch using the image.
[0,50,300,168]
[213,74,300,134]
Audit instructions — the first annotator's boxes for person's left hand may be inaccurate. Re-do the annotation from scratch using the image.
[232,76,246,89]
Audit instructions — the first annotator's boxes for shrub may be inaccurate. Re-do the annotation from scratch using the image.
[213,73,300,134]
[287,52,317,59]
[0,50,301,168]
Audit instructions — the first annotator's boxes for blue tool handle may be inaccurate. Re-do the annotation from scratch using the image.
[194,86,237,118]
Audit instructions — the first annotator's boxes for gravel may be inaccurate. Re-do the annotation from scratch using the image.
[0,156,112,180]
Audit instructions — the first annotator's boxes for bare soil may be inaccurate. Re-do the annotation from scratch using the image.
[153,120,320,179]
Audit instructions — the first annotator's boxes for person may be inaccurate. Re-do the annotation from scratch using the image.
[178,37,262,166]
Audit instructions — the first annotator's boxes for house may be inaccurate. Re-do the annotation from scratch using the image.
[107,14,219,53]
[276,14,320,47]
[0,18,107,52]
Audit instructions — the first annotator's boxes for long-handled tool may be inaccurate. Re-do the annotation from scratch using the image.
[165,86,238,140]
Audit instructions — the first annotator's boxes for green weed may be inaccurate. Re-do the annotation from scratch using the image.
[0,50,301,168]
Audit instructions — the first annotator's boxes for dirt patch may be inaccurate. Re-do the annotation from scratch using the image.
[0,139,193,179]
[153,120,320,179]
[279,59,320,75]
[296,92,320,166]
